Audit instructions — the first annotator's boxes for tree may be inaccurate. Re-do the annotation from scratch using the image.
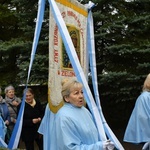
[1,0,150,127]
[85,0,150,127]
[12,0,49,85]
[0,0,49,87]
[0,1,22,86]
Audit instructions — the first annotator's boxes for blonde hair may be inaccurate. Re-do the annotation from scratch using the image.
[143,73,150,91]
[61,78,83,99]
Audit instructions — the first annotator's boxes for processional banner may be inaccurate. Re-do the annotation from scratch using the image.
[48,0,88,113]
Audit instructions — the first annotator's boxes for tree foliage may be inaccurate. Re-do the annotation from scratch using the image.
[0,0,49,87]
[84,0,150,127]
[1,0,150,127]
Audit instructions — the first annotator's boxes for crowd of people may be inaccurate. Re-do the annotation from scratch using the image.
[0,85,44,150]
[1,74,150,150]
[0,80,115,150]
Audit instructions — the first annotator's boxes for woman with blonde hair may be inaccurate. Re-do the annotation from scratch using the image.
[54,78,114,150]
[39,78,114,150]
[124,73,150,146]
[143,73,150,91]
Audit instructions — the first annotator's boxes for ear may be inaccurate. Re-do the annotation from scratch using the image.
[64,95,69,102]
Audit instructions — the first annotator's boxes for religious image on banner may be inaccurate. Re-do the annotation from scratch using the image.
[62,26,80,69]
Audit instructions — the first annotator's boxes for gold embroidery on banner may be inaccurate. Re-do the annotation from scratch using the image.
[55,0,88,17]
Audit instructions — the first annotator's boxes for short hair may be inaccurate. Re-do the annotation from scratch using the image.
[5,85,15,94]
[61,78,83,99]
[23,88,34,95]
[143,73,150,91]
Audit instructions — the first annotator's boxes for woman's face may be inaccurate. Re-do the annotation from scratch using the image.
[65,87,84,108]
[26,91,34,104]
[6,90,15,99]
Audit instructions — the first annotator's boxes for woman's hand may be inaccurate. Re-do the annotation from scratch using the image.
[5,120,9,125]
[32,118,41,124]
[38,117,41,121]
[12,100,19,106]
[11,117,16,123]
[103,140,115,150]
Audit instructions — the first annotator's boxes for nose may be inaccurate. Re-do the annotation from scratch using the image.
[79,92,83,97]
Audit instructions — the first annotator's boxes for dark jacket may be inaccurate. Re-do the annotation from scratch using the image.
[18,100,44,141]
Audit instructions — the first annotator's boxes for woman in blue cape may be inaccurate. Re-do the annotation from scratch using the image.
[124,73,150,144]
[38,78,114,150]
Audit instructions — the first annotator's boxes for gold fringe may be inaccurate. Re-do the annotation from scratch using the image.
[48,88,64,113]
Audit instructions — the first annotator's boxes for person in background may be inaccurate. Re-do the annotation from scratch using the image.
[4,85,21,143]
[0,87,10,126]
[0,87,10,142]
[18,88,44,150]
[124,73,150,149]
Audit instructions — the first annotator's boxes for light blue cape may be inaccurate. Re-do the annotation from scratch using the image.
[38,103,103,150]
[0,116,7,147]
[124,91,150,143]
[38,104,57,150]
